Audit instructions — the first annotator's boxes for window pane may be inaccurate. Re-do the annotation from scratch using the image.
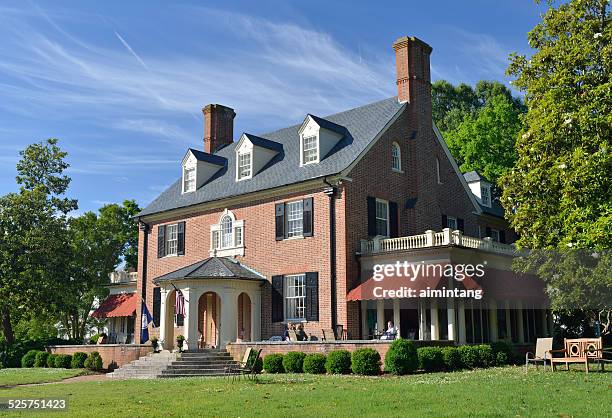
[286,201,303,237]
[184,168,196,192]
[302,136,318,163]
[238,153,251,178]
[392,144,401,171]
[447,217,457,230]
[285,274,306,320]
[166,224,178,255]
[375,200,388,236]
[221,216,233,248]
[490,229,500,242]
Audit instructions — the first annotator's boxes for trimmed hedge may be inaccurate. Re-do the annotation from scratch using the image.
[303,353,326,374]
[441,346,461,371]
[21,350,40,368]
[325,350,352,374]
[475,344,494,368]
[34,351,49,368]
[417,346,445,372]
[71,352,88,369]
[384,339,418,375]
[84,351,103,371]
[283,352,306,373]
[491,341,515,366]
[54,354,72,369]
[46,353,58,368]
[351,348,381,376]
[263,354,284,373]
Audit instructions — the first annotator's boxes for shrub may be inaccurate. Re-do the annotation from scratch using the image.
[351,348,381,376]
[46,353,58,368]
[325,350,352,374]
[21,350,40,368]
[282,351,306,373]
[34,351,49,368]
[495,351,509,366]
[458,346,477,369]
[417,346,445,372]
[475,344,494,368]
[54,354,72,369]
[384,339,418,375]
[84,352,103,371]
[263,354,284,373]
[303,353,326,374]
[247,349,262,373]
[441,346,461,371]
[491,341,514,366]
[71,352,88,369]
[88,334,100,344]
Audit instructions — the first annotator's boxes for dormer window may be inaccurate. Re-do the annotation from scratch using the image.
[298,114,344,166]
[237,152,252,180]
[183,167,196,193]
[302,135,318,164]
[480,185,491,207]
[235,134,282,181]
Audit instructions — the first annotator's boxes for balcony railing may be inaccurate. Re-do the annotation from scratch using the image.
[109,271,138,284]
[359,228,522,256]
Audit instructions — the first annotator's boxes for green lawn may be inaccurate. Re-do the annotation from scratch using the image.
[0,368,86,386]
[0,366,610,417]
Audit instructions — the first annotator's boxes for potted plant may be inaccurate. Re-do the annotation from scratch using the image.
[176,335,185,352]
[150,337,159,352]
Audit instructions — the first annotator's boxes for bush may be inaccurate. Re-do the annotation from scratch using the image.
[84,352,103,371]
[441,346,461,371]
[71,352,88,369]
[283,352,306,373]
[34,351,49,368]
[351,348,381,376]
[495,351,509,366]
[46,353,58,368]
[417,346,445,372]
[54,354,72,369]
[263,354,284,373]
[325,350,352,374]
[21,350,40,368]
[384,339,418,375]
[88,334,101,344]
[490,341,514,366]
[247,349,262,373]
[475,344,494,368]
[303,353,326,374]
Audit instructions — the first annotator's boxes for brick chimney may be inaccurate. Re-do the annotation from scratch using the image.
[203,104,236,153]
[392,36,432,105]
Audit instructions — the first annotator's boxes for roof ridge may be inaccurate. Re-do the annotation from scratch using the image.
[215,257,238,277]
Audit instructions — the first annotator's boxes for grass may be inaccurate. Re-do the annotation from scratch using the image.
[0,366,610,417]
[0,368,87,386]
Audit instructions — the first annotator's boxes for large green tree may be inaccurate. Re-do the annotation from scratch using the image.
[502,0,611,333]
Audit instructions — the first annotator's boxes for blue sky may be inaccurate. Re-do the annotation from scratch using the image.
[0,1,547,215]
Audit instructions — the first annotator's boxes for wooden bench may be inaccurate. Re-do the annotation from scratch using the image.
[549,338,607,373]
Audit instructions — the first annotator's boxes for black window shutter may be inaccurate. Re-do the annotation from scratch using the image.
[177,221,186,255]
[389,201,399,238]
[441,214,448,229]
[367,196,377,236]
[485,226,492,238]
[305,272,319,322]
[303,197,313,237]
[152,287,161,327]
[499,230,506,243]
[157,225,166,258]
[271,275,284,322]
[457,218,465,233]
[275,203,285,241]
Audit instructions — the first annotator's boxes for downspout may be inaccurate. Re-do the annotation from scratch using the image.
[138,220,149,343]
[323,178,337,331]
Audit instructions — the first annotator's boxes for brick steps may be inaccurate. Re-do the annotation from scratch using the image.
[106,351,178,379]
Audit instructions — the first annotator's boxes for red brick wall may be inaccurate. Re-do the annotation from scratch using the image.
[47,345,153,371]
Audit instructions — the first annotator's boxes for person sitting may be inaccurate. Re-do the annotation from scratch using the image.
[380,321,398,340]
[295,324,308,341]
[283,322,294,341]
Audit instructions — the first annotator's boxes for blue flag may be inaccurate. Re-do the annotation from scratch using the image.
[141,301,154,343]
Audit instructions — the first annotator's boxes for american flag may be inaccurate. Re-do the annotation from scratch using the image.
[175,290,186,316]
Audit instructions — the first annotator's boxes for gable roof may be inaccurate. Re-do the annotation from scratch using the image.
[153,257,265,283]
[139,96,404,217]
[306,114,348,136]
[241,134,283,153]
[187,148,227,166]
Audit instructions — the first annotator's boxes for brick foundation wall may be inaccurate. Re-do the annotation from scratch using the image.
[47,345,153,371]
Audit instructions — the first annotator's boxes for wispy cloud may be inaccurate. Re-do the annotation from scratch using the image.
[114,31,149,70]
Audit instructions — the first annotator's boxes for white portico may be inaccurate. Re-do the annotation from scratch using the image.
[153,257,265,350]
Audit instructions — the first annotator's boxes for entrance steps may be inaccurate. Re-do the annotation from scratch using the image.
[106,350,178,379]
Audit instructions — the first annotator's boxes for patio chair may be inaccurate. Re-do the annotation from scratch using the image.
[322,328,336,341]
[226,348,262,381]
[525,337,553,371]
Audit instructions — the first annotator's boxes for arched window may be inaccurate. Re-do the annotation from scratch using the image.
[391,142,401,172]
[221,215,233,248]
[210,209,245,257]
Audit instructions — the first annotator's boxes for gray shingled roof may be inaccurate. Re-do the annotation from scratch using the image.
[153,257,265,284]
[462,171,483,183]
[139,97,404,217]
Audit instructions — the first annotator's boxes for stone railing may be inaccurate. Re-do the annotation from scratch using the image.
[109,271,138,284]
[359,228,521,256]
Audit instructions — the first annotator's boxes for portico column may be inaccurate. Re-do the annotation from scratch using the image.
[220,288,238,348]
[376,299,385,334]
[430,299,439,340]
[457,299,466,344]
[447,300,456,341]
[393,299,401,337]
[488,300,498,342]
[418,300,427,340]
[361,301,368,339]
[516,300,525,343]
[182,287,199,351]
[505,300,512,341]
[159,287,168,349]
[250,289,261,342]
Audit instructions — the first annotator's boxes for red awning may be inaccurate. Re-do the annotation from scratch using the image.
[91,293,137,318]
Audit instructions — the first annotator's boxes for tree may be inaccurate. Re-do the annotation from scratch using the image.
[502,0,611,333]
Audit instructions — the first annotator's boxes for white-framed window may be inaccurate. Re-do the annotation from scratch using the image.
[490,228,500,242]
[302,135,318,164]
[436,157,442,184]
[183,167,196,193]
[375,199,389,237]
[285,274,306,321]
[210,210,245,256]
[166,223,179,256]
[391,142,402,172]
[446,216,458,230]
[286,200,304,238]
[237,152,252,180]
[480,185,491,207]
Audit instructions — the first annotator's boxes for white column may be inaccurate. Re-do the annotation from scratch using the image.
[447,302,456,341]
[250,289,261,342]
[219,288,238,348]
[504,301,512,341]
[361,301,368,339]
[457,299,466,344]
[516,301,525,343]
[376,299,385,335]
[182,288,199,351]
[430,299,439,340]
[393,299,401,337]
[418,300,427,340]
[488,300,498,342]
[159,287,168,349]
